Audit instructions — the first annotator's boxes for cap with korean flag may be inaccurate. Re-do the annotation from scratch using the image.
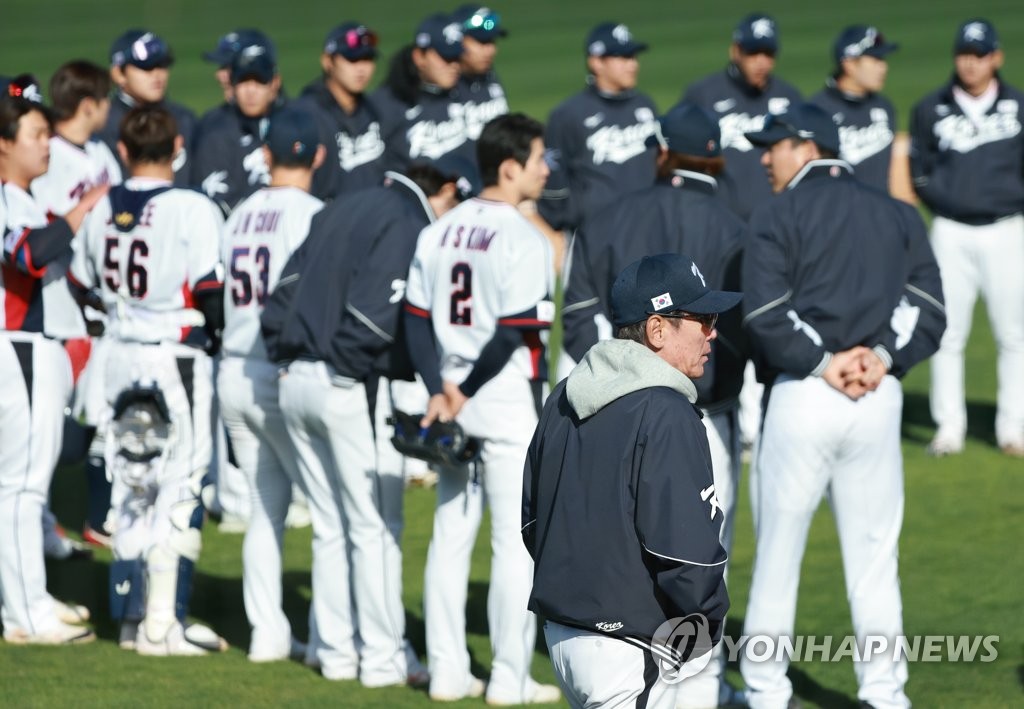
[610,253,742,328]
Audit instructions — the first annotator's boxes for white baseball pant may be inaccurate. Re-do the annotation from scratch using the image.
[218,356,310,659]
[279,360,406,687]
[0,332,71,638]
[741,375,909,709]
[929,214,1024,447]
[545,621,681,709]
[425,371,540,704]
[677,406,741,709]
[211,354,251,523]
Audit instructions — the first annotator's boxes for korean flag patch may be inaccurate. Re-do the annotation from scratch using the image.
[651,292,673,311]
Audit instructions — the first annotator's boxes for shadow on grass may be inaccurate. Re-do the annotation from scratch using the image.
[901,392,997,447]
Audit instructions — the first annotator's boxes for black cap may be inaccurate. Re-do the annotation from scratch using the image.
[414,14,465,62]
[833,25,899,65]
[266,107,319,165]
[744,102,840,155]
[452,5,507,42]
[611,253,742,328]
[111,30,174,69]
[431,153,482,201]
[647,102,721,157]
[586,22,648,57]
[203,29,274,67]
[0,74,44,104]
[732,13,778,54]
[324,22,379,61]
[954,19,999,56]
[230,43,277,85]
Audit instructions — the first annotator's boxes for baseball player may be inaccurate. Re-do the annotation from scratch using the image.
[1,94,108,645]
[525,253,737,709]
[97,29,197,188]
[202,29,267,104]
[682,13,803,221]
[451,5,510,143]
[560,101,747,709]
[370,14,473,174]
[68,105,227,655]
[260,157,474,685]
[193,37,283,213]
[910,19,1024,457]
[740,104,946,709]
[538,22,658,231]
[810,26,900,193]
[219,106,324,662]
[296,21,386,200]
[404,113,560,705]
[28,61,123,553]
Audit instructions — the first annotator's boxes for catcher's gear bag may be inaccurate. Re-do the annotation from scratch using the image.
[389,409,483,467]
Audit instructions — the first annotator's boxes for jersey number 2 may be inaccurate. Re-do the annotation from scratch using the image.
[450,262,472,326]
[103,237,148,298]
[230,245,271,306]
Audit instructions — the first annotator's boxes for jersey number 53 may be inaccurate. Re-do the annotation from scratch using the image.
[230,245,271,306]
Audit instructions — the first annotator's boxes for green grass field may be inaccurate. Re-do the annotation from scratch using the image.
[3,0,1023,706]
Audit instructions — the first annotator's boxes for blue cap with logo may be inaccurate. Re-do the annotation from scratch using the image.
[230,42,277,85]
[586,22,648,57]
[0,74,44,104]
[744,102,840,155]
[431,153,482,201]
[954,19,999,56]
[833,25,899,65]
[203,29,274,67]
[415,14,465,62]
[611,253,742,328]
[324,22,379,61]
[733,13,778,54]
[266,107,319,165]
[111,30,175,69]
[647,102,721,157]
[452,5,507,42]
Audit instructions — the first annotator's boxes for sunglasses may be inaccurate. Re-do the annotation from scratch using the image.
[345,26,378,50]
[464,9,501,33]
[658,311,719,333]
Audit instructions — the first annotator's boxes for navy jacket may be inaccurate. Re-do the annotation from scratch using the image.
[97,92,196,188]
[539,84,658,230]
[457,70,510,143]
[742,160,946,384]
[295,80,386,201]
[684,65,802,220]
[369,84,475,173]
[191,103,277,212]
[910,77,1024,224]
[524,340,729,653]
[563,171,747,410]
[261,172,433,380]
[810,81,896,193]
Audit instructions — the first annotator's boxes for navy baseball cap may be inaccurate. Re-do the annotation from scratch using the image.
[324,23,379,61]
[744,102,840,155]
[230,43,277,85]
[452,5,507,42]
[266,107,319,164]
[111,30,174,69]
[0,74,44,104]
[954,19,999,56]
[611,253,742,328]
[431,153,482,201]
[414,14,465,62]
[586,22,648,58]
[733,13,778,54]
[203,29,274,67]
[647,102,721,157]
[834,26,899,65]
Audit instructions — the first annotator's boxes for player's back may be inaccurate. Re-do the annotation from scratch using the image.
[221,186,323,359]
[73,178,224,344]
[410,197,554,383]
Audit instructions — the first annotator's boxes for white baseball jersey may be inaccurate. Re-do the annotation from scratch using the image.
[1,181,75,335]
[220,186,322,359]
[405,198,555,385]
[28,135,123,340]
[69,177,224,344]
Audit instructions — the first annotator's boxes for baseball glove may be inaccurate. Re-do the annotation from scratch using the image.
[389,409,482,468]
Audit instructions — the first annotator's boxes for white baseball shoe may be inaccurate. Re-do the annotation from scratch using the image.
[429,675,486,702]
[136,621,228,656]
[486,679,562,706]
[249,636,307,663]
[927,430,964,457]
[4,621,96,645]
[54,600,90,625]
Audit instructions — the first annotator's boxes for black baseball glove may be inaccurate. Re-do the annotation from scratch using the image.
[389,409,482,468]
